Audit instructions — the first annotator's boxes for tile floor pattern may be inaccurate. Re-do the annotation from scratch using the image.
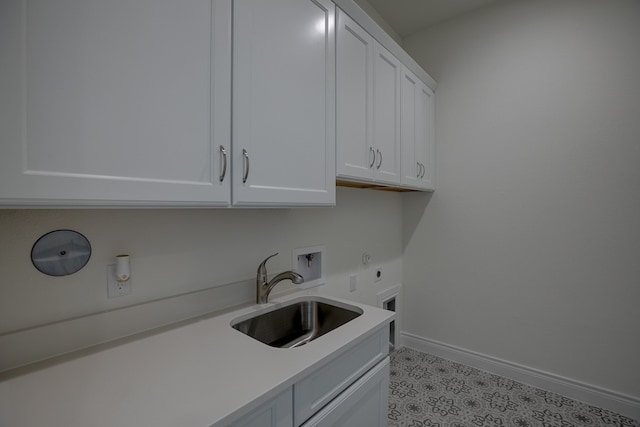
[388,347,640,427]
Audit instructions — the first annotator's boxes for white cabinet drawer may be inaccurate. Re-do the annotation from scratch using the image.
[293,327,388,426]
[301,357,389,427]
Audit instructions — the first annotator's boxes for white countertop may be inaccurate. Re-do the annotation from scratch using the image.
[0,292,394,427]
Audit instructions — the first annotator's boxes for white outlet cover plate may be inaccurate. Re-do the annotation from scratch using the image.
[107,265,132,298]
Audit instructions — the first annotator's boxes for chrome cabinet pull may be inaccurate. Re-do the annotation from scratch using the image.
[369,147,376,168]
[376,149,382,169]
[419,163,425,178]
[242,149,250,183]
[219,145,228,182]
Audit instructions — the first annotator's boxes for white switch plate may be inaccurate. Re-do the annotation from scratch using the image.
[349,274,357,292]
[107,265,132,298]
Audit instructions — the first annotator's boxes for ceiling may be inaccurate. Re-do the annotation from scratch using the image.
[364,0,497,38]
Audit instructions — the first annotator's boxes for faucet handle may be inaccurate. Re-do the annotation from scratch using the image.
[257,253,279,279]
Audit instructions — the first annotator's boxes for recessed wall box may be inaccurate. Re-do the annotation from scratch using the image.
[378,285,402,352]
[292,245,325,289]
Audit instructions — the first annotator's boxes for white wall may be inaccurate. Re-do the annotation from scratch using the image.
[0,187,401,335]
[402,0,640,400]
[352,0,403,45]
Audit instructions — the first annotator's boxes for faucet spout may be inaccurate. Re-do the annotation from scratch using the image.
[266,271,304,294]
[256,253,304,304]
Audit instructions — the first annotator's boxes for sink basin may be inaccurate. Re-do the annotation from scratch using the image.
[231,298,363,348]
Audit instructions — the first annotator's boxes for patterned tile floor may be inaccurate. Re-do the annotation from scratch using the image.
[388,347,640,427]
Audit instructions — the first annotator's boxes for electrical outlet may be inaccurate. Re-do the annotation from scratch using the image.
[107,265,132,298]
[374,267,382,283]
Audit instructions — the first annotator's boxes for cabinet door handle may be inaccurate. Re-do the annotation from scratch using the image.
[369,147,376,168]
[376,149,382,169]
[219,145,228,183]
[242,149,250,183]
[416,161,421,178]
[420,163,425,178]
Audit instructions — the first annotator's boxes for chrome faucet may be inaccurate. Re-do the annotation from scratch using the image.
[256,253,304,304]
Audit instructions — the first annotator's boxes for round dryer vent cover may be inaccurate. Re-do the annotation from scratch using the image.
[31,229,91,277]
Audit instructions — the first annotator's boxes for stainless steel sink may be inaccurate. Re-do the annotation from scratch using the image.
[231,298,363,348]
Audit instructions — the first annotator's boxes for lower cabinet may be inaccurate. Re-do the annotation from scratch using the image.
[229,327,390,427]
[301,358,389,427]
[293,328,388,425]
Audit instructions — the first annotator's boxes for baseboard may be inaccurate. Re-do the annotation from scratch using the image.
[400,332,640,421]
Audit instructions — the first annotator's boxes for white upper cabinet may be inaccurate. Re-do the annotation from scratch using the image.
[335,4,437,192]
[0,0,336,207]
[401,67,435,190]
[0,0,232,206]
[372,43,402,185]
[336,9,401,186]
[232,0,336,206]
[335,9,374,182]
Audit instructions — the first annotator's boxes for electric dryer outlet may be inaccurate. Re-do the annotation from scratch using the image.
[374,267,382,283]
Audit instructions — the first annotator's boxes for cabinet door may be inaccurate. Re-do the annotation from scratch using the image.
[229,388,293,427]
[372,43,401,185]
[0,0,231,206]
[401,68,421,188]
[232,0,336,207]
[336,9,374,182]
[301,358,390,427]
[401,67,435,190]
[416,83,436,190]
